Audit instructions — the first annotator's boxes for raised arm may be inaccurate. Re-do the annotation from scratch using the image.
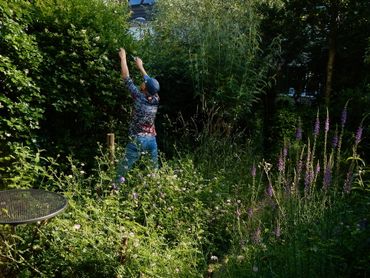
[134,57,148,77]
[119,48,129,79]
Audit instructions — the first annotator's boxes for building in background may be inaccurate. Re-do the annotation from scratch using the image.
[128,0,156,40]
[128,0,156,20]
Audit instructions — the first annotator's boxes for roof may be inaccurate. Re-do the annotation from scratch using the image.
[129,0,155,5]
[128,0,156,20]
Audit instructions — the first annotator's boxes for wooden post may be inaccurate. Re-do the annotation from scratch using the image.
[107,133,115,164]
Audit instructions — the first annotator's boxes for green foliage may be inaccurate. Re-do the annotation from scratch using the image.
[0,0,44,188]
[209,107,370,277]
[31,0,131,48]
[261,0,370,100]
[0,0,44,141]
[0,153,210,277]
[269,98,300,150]
[0,1,369,277]
[0,0,134,186]
[215,192,370,278]
[0,144,51,190]
[144,0,281,122]
[0,106,369,277]
[28,0,133,160]
[365,37,370,64]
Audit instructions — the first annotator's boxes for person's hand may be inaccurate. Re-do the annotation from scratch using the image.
[119,48,126,60]
[135,57,144,69]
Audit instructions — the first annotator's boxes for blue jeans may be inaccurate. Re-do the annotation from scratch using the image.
[116,135,158,178]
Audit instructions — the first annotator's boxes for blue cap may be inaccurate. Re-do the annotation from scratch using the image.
[144,75,160,95]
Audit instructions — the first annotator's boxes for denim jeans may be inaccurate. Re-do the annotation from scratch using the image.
[116,135,158,178]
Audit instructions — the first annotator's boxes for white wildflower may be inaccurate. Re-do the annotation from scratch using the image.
[210,255,218,261]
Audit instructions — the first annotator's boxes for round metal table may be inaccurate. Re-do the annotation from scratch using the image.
[0,189,68,225]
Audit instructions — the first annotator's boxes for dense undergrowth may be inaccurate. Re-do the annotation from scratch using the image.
[0,108,369,277]
[1,0,369,276]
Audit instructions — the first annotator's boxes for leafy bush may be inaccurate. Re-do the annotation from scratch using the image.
[142,0,281,127]
[0,0,44,189]
[28,0,134,161]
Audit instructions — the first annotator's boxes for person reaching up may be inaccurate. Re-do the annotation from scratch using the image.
[115,48,160,182]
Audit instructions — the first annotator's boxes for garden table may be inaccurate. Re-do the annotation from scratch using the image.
[0,189,68,227]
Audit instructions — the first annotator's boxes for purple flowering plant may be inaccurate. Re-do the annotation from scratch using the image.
[314,110,320,137]
[355,126,363,145]
[332,128,338,149]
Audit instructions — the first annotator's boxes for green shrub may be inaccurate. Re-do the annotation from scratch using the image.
[0,0,44,189]
[28,0,133,161]
[143,0,281,125]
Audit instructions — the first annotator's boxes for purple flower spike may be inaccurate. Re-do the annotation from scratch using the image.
[296,159,303,180]
[132,192,138,199]
[247,208,254,219]
[296,127,302,141]
[251,164,256,177]
[314,115,320,137]
[253,226,261,244]
[315,161,321,176]
[332,134,338,149]
[323,166,332,190]
[304,169,314,188]
[266,183,273,197]
[341,106,347,128]
[343,171,353,194]
[275,223,281,239]
[355,126,363,145]
[283,146,288,157]
[278,154,284,172]
[325,115,330,133]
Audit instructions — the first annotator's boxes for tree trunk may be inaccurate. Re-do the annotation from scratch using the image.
[324,2,339,106]
[325,37,336,106]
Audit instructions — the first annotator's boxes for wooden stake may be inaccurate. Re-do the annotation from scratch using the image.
[107,133,115,164]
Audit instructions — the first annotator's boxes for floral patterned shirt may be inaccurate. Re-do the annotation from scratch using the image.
[123,76,159,136]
